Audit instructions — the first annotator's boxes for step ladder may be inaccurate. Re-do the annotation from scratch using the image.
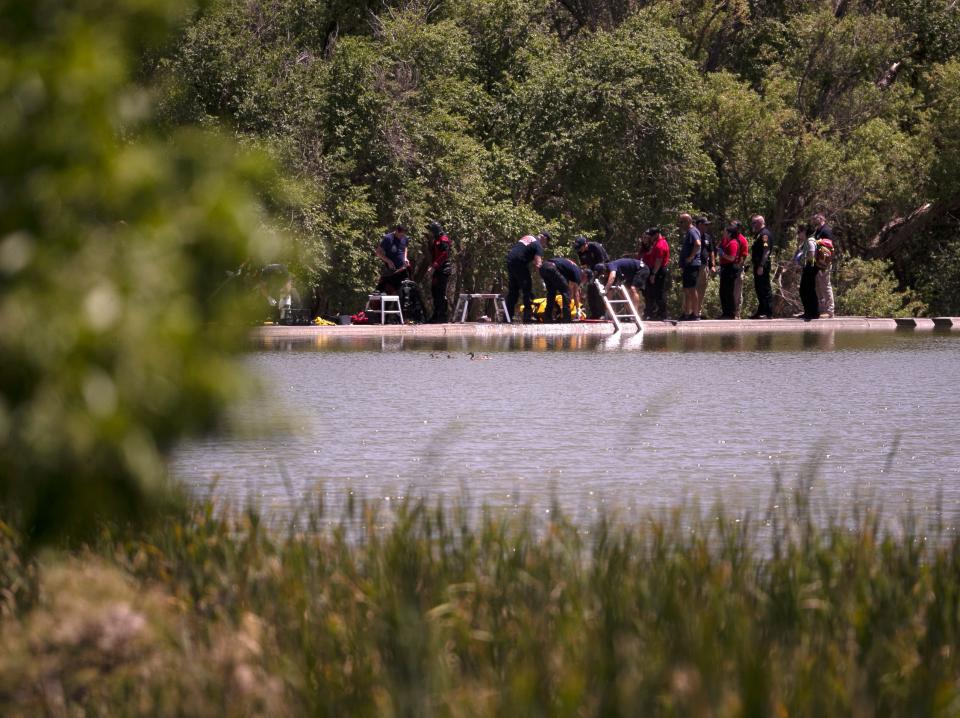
[365,294,403,324]
[452,293,511,323]
[596,279,642,332]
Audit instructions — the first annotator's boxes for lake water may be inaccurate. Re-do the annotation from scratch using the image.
[172,331,960,529]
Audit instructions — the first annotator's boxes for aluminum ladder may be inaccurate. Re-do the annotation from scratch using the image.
[452,293,511,323]
[364,294,404,324]
[596,279,642,332]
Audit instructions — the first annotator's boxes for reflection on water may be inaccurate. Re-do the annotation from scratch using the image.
[174,333,960,528]
[254,328,920,354]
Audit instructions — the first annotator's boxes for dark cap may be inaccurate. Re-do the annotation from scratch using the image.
[427,221,443,237]
[574,235,587,249]
[645,227,660,236]
[538,230,552,243]
[593,263,607,275]
[694,216,710,225]
[395,224,407,233]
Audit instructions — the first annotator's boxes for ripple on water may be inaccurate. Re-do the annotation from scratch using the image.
[172,333,960,527]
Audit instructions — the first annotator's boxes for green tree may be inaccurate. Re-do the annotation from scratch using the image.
[696,71,795,224]
[0,0,285,542]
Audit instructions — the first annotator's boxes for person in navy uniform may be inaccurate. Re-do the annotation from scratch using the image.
[678,213,702,321]
[694,216,716,319]
[375,224,410,294]
[574,235,608,269]
[749,214,773,318]
[597,256,648,312]
[505,231,549,323]
[539,256,582,322]
[574,236,609,319]
[424,221,452,323]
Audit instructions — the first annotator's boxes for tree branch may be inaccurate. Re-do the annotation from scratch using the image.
[867,195,960,258]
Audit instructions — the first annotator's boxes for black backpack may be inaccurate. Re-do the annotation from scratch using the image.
[399,280,426,323]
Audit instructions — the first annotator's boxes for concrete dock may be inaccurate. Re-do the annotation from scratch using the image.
[254,316,959,341]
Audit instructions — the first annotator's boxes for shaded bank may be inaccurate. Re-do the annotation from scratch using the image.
[2,489,959,716]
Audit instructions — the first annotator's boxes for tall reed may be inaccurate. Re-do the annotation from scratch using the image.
[1,484,958,716]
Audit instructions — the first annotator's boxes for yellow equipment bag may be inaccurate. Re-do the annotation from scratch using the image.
[520,296,583,321]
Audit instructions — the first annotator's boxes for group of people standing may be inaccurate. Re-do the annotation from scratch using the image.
[374,211,837,325]
[375,221,452,323]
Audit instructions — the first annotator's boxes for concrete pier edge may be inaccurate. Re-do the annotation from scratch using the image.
[254,316,960,341]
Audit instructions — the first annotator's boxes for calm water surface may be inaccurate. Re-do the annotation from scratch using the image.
[172,331,960,526]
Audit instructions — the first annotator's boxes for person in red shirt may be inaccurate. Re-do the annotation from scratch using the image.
[717,225,742,319]
[640,227,670,320]
[424,221,452,323]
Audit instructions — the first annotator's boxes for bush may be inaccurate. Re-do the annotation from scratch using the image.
[0,1,285,543]
[913,238,960,316]
[835,257,927,317]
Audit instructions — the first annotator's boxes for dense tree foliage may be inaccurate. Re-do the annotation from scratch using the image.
[157,0,960,315]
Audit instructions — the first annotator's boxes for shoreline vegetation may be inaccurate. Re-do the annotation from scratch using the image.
[4,2,960,714]
[2,485,959,716]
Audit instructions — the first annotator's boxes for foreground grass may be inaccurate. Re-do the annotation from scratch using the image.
[1,489,959,717]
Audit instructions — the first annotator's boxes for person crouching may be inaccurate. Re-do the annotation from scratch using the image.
[539,256,582,322]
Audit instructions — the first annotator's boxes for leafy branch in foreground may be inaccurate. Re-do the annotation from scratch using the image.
[0,1,288,543]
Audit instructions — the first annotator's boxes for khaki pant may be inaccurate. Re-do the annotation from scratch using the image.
[733,270,744,318]
[696,265,709,314]
[816,269,834,316]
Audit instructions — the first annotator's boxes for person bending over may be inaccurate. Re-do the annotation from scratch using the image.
[539,256,582,323]
[598,257,647,313]
[505,231,549,323]
[574,235,609,319]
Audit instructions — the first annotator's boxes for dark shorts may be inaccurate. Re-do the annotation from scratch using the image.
[681,265,699,289]
[631,265,651,288]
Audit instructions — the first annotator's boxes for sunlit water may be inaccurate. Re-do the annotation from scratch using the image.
[172,331,960,529]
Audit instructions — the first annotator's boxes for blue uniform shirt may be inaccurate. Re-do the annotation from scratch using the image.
[577,242,608,268]
[607,257,644,284]
[551,257,582,284]
[380,231,409,269]
[507,236,544,264]
[680,227,702,268]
